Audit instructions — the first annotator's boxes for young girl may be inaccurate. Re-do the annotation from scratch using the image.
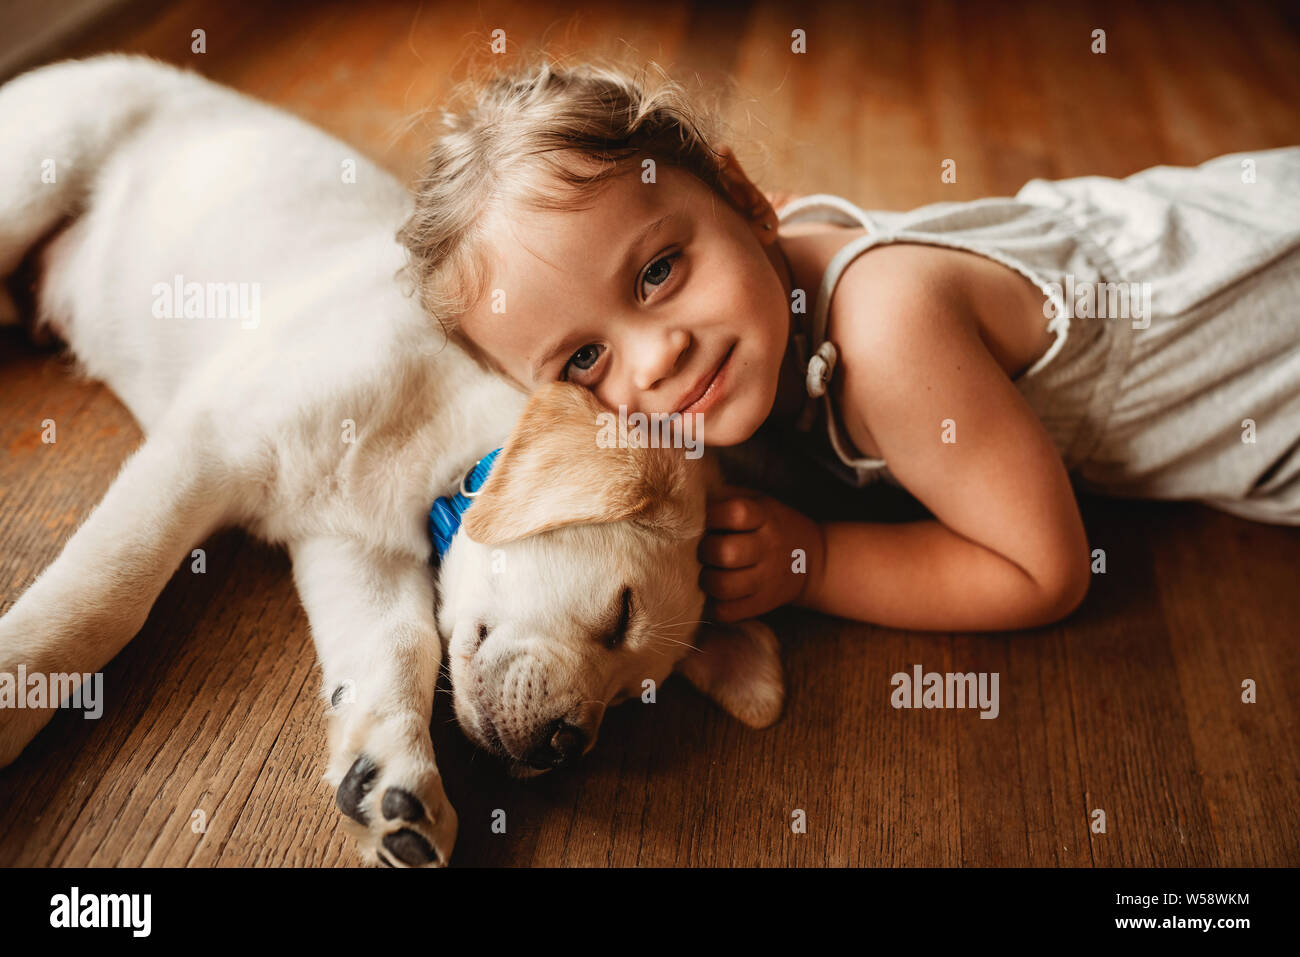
[399,58,1300,633]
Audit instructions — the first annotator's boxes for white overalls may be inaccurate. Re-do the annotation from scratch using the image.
[777,147,1300,525]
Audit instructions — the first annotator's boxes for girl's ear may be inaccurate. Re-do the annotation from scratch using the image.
[461,382,700,545]
[713,145,778,238]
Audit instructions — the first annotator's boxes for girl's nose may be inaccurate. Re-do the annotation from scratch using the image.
[631,328,690,393]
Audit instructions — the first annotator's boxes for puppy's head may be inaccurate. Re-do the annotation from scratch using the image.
[435,382,784,778]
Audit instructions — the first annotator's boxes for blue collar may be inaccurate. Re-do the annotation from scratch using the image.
[429,448,503,563]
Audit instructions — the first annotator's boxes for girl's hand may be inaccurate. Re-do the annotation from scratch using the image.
[697,485,825,622]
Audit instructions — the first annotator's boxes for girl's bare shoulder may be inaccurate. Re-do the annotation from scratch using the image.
[827,241,1054,383]
[794,239,1054,460]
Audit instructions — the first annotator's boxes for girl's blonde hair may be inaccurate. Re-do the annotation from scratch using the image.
[397,54,744,369]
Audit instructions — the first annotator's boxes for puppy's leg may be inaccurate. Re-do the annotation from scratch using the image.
[288,534,455,868]
[0,428,234,765]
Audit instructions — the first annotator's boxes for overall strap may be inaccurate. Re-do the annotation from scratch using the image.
[778,195,887,432]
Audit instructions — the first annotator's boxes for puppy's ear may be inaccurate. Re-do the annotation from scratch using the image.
[463,382,699,546]
[674,620,785,729]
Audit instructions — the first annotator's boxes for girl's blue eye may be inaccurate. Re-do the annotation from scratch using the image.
[570,344,602,370]
[562,343,606,381]
[641,254,677,296]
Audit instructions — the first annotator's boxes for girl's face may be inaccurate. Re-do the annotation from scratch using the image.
[457,154,793,446]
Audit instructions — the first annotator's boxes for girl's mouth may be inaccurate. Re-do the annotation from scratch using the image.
[677,344,735,416]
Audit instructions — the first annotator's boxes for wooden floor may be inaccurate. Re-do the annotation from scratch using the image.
[2,0,1298,867]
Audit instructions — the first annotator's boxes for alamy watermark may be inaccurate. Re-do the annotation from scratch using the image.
[596,406,703,459]
[891,664,999,719]
[0,665,103,719]
[50,887,150,936]
[1044,274,1152,329]
[151,274,261,329]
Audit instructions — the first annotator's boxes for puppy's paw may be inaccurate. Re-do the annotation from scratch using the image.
[327,714,457,868]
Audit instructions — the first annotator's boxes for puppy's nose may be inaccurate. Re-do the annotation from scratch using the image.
[523,719,588,770]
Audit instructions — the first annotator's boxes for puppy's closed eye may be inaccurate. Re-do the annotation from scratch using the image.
[604,587,633,650]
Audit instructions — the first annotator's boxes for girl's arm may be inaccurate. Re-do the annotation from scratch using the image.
[699,247,1090,631]
[797,517,1087,631]
[796,249,1091,631]
[700,488,1087,632]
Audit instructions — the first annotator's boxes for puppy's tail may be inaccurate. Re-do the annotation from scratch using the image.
[0,54,196,323]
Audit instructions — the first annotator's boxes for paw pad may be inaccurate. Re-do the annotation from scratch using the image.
[383,828,441,866]
[337,754,379,825]
[381,787,425,823]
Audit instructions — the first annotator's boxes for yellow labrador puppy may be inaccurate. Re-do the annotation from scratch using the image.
[435,381,785,781]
